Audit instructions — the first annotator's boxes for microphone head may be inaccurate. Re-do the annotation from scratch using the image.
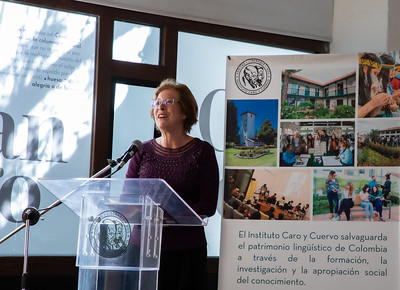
[132,140,142,151]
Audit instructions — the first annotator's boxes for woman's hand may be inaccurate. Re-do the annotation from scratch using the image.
[370,92,390,107]
[389,99,399,111]
[358,93,391,118]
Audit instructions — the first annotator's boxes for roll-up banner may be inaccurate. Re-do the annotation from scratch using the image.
[219,52,400,289]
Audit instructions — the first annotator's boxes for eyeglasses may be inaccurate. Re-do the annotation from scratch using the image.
[151,98,179,108]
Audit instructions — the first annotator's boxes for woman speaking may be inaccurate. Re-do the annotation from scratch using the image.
[126,79,219,290]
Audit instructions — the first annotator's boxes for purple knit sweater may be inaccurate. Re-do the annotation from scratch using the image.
[125,138,219,250]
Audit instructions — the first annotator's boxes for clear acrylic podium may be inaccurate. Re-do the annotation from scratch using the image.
[38,178,207,290]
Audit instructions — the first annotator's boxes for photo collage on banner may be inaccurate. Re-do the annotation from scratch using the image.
[219,53,400,290]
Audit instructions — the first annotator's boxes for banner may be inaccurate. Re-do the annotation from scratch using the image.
[0,1,96,255]
[219,52,400,289]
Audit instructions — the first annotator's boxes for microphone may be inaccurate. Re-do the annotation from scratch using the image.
[117,140,142,170]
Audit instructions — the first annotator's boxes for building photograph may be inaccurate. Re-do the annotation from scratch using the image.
[281,68,356,119]
[358,119,400,166]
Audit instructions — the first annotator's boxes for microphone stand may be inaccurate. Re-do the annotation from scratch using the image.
[0,153,128,290]
[21,207,40,290]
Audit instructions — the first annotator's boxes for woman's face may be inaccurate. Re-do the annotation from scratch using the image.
[153,88,186,133]
[363,65,380,76]
[371,67,380,76]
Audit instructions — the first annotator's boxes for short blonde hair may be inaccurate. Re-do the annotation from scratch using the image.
[151,79,198,133]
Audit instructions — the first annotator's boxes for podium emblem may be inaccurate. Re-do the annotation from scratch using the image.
[89,210,131,258]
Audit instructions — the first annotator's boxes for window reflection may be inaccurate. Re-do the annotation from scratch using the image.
[112,84,155,178]
[113,21,160,65]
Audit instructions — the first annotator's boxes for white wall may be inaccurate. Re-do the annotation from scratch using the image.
[331,0,400,53]
[388,0,400,51]
[76,0,334,41]
[79,0,400,53]
[330,0,389,53]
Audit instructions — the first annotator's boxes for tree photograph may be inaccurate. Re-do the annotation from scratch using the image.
[225,99,278,167]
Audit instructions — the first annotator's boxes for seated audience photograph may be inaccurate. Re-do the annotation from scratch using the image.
[223,168,311,221]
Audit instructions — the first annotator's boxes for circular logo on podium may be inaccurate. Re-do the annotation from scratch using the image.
[235,58,272,95]
[89,210,131,258]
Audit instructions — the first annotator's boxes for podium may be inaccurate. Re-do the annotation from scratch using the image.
[38,178,206,290]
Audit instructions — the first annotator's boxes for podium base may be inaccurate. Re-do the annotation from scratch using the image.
[78,268,158,290]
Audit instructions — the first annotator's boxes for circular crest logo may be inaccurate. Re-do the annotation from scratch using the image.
[89,210,131,258]
[235,58,272,95]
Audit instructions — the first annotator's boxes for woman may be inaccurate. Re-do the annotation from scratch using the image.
[126,79,219,289]
[369,185,385,222]
[358,52,391,118]
[282,143,297,166]
[259,183,268,195]
[390,63,400,91]
[325,170,339,218]
[331,182,355,221]
[314,132,321,146]
[382,173,392,199]
[359,184,374,221]
[377,54,399,117]
[291,131,302,154]
[336,140,353,166]
[306,133,314,151]
[328,134,339,155]
[280,134,289,153]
